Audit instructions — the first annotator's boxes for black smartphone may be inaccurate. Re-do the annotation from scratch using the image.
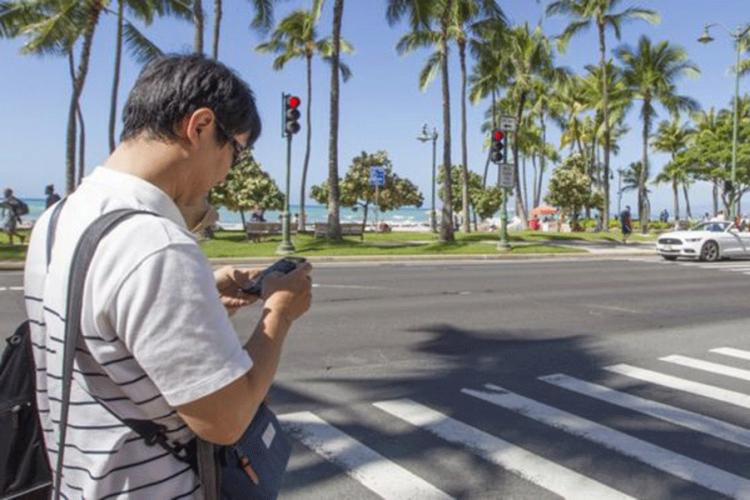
[241,257,307,295]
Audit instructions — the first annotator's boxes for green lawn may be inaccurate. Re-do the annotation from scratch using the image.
[1,228,656,262]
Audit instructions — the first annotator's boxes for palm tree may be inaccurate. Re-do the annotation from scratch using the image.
[108,0,189,153]
[616,36,699,233]
[193,0,203,53]
[547,0,659,231]
[388,0,455,242]
[257,2,353,233]
[1,0,105,194]
[326,0,344,239]
[451,0,506,233]
[652,116,694,221]
[691,107,721,214]
[212,0,279,60]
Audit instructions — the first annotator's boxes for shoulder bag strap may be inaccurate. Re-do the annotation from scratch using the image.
[53,209,156,499]
[46,198,68,269]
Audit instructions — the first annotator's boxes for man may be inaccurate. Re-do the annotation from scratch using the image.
[620,205,632,244]
[24,54,312,499]
[1,188,25,245]
[44,184,61,208]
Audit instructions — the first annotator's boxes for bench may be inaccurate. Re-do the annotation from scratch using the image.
[313,222,364,239]
[245,222,282,242]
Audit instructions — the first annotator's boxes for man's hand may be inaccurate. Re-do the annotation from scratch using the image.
[262,262,313,323]
[214,266,262,316]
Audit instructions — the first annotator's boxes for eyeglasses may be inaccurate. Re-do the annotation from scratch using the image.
[215,118,250,169]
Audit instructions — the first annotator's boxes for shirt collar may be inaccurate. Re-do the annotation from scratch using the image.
[85,167,188,229]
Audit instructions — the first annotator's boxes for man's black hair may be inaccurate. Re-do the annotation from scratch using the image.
[120,54,261,147]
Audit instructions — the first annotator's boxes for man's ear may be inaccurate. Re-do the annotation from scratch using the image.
[183,108,216,148]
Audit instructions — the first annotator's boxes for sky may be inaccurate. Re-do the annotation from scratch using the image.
[1,0,749,217]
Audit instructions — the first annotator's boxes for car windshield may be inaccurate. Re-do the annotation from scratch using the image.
[693,222,730,232]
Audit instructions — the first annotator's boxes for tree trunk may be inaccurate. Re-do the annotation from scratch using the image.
[193,0,204,54]
[108,0,124,153]
[438,7,454,242]
[299,54,313,232]
[482,89,496,188]
[682,183,692,219]
[513,93,528,226]
[598,22,611,232]
[212,0,222,59]
[361,203,369,235]
[522,154,528,215]
[76,102,85,186]
[239,209,248,240]
[713,179,719,216]
[672,178,680,221]
[532,154,538,209]
[537,107,547,208]
[639,100,651,233]
[326,0,343,240]
[458,39,470,233]
[65,2,102,194]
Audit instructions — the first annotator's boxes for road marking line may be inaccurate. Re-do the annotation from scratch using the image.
[312,283,388,290]
[373,399,632,500]
[0,286,23,292]
[464,384,750,498]
[661,355,750,382]
[279,411,452,500]
[540,373,750,448]
[711,347,750,362]
[605,364,750,409]
[718,267,750,272]
[589,304,639,314]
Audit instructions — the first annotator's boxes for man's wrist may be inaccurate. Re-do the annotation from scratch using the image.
[263,307,293,332]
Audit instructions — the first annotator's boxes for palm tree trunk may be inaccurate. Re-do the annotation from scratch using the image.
[682,183,692,219]
[672,179,680,221]
[327,0,344,240]
[458,39,470,233]
[65,2,102,194]
[108,0,124,153]
[193,0,204,54]
[482,89,496,188]
[537,107,547,208]
[438,11,454,243]
[77,103,85,186]
[299,54,313,232]
[532,154,538,209]
[639,100,651,233]
[212,0,222,59]
[713,179,719,215]
[513,93,528,226]
[598,22,611,232]
[522,154,528,215]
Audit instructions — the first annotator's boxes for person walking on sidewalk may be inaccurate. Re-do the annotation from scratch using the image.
[24,54,313,499]
[620,205,633,244]
[44,184,61,208]
[1,188,25,245]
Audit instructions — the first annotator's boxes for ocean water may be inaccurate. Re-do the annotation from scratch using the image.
[19,198,437,228]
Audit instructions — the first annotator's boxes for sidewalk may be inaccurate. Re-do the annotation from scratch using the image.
[0,240,655,271]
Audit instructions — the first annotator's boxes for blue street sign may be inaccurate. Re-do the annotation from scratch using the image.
[369,166,386,187]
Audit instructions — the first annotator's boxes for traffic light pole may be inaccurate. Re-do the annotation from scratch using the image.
[277,132,295,254]
[498,186,510,250]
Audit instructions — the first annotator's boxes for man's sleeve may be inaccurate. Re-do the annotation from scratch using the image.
[110,243,253,407]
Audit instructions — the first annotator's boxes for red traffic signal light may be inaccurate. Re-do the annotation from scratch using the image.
[287,95,301,109]
[492,130,504,141]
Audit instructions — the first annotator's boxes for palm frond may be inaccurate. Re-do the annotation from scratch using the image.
[418,50,441,91]
[123,21,163,64]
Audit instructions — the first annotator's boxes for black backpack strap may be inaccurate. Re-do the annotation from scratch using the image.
[53,209,157,499]
[46,198,68,269]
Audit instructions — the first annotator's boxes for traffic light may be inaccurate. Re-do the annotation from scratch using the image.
[283,94,301,136]
[490,129,506,164]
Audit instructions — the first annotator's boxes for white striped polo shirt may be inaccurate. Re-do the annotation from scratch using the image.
[24,167,253,499]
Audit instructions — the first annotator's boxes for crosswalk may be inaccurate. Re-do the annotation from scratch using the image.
[279,345,750,499]
[627,257,750,278]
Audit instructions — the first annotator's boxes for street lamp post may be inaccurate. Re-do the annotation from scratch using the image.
[699,23,750,220]
[417,124,439,233]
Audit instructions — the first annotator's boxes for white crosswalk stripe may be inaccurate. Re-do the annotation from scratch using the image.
[279,411,452,499]
[661,354,750,382]
[540,373,750,448]
[462,384,750,498]
[373,399,633,500]
[605,363,750,409]
[711,347,750,362]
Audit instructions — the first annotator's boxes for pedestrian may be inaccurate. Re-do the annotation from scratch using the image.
[44,184,61,208]
[1,188,26,245]
[620,205,632,244]
[24,54,313,498]
[712,210,726,222]
[250,204,265,222]
[702,212,710,223]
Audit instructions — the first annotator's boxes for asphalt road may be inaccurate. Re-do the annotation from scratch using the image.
[4,257,750,499]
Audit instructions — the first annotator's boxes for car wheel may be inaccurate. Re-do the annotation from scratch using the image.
[662,255,678,261]
[700,241,720,262]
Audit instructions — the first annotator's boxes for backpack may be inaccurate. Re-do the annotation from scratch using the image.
[14,199,29,217]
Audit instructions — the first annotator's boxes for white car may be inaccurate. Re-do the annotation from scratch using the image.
[656,221,750,261]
